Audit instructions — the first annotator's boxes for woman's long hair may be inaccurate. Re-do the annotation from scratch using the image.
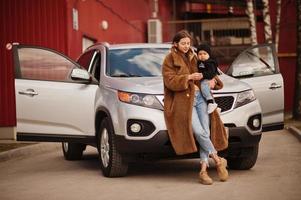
[172,30,193,45]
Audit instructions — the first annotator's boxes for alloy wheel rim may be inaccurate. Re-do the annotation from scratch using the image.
[100,128,110,167]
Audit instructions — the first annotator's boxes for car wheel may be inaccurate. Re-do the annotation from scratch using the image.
[62,142,86,160]
[97,117,128,177]
[227,144,259,170]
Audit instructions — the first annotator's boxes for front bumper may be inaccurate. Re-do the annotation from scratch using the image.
[115,126,261,155]
[115,130,174,154]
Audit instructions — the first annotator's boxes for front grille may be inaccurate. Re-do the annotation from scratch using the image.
[215,96,235,112]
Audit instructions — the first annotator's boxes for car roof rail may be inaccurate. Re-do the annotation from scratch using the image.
[98,42,110,47]
[86,42,110,51]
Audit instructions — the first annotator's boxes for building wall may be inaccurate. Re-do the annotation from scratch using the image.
[65,0,172,59]
[0,0,67,127]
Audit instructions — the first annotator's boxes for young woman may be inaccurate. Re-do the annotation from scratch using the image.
[162,30,228,185]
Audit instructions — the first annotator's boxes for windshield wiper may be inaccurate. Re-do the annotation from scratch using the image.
[246,51,273,71]
[111,73,142,77]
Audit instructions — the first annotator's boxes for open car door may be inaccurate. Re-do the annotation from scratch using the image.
[13,44,98,142]
[227,43,284,132]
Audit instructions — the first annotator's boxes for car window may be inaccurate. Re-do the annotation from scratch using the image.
[107,48,169,77]
[230,45,277,78]
[17,47,76,81]
[77,50,95,70]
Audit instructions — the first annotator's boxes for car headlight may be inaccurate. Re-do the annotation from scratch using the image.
[234,90,256,108]
[118,91,163,110]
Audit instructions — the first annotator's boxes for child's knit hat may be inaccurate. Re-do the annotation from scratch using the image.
[196,44,211,56]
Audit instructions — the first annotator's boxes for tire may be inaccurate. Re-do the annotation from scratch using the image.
[97,117,128,177]
[228,144,259,170]
[62,142,86,160]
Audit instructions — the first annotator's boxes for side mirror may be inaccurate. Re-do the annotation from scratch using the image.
[71,68,91,82]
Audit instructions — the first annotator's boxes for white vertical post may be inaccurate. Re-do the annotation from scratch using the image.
[275,0,282,52]
[246,0,258,45]
[262,0,273,43]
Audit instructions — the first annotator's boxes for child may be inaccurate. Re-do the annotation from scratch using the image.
[196,44,220,114]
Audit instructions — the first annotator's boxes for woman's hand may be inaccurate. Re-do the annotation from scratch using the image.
[208,79,217,89]
[188,73,203,81]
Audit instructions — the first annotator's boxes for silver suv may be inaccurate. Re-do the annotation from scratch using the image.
[13,43,284,177]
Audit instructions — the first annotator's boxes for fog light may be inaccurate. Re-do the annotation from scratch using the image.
[130,123,141,133]
[253,118,260,128]
[127,119,155,137]
[247,114,261,131]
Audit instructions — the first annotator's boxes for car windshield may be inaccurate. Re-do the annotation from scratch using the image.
[107,48,169,77]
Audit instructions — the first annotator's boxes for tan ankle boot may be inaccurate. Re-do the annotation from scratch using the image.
[199,171,213,185]
[216,158,229,181]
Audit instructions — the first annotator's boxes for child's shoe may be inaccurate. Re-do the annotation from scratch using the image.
[199,171,213,185]
[208,103,218,114]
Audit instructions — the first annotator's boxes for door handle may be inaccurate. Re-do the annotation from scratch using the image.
[269,83,282,90]
[18,89,38,97]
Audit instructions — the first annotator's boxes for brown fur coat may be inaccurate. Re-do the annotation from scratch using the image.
[210,76,229,151]
[162,47,199,155]
[162,47,228,155]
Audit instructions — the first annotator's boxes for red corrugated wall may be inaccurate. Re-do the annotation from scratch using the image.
[65,0,162,59]
[0,0,67,126]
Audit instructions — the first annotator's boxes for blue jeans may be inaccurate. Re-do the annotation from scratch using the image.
[192,90,217,165]
[200,80,213,101]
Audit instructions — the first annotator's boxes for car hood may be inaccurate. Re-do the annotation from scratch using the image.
[105,74,251,94]
[215,74,251,93]
[105,77,164,94]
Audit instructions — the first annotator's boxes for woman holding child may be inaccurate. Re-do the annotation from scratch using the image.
[162,30,228,185]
